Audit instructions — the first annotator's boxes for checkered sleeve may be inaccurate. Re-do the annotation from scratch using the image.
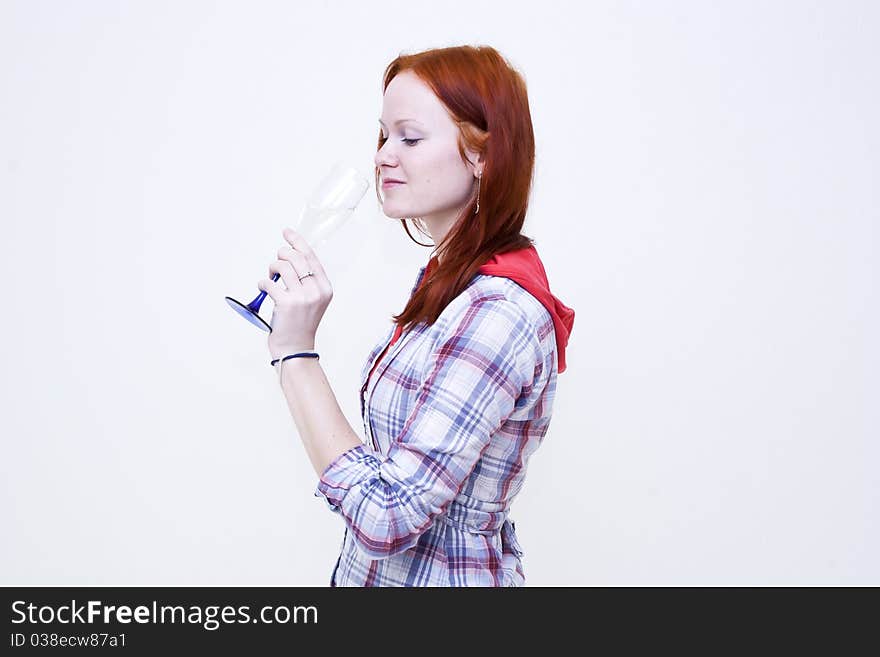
[314,296,535,559]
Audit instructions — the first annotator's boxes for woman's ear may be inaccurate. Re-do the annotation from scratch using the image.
[464,147,484,177]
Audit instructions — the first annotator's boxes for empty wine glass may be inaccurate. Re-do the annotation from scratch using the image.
[225,161,370,332]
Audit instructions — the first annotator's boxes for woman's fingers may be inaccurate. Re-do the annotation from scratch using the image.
[256,273,284,301]
[259,228,334,354]
[282,228,330,281]
[276,245,316,288]
[278,228,333,301]
[268,259,299,291]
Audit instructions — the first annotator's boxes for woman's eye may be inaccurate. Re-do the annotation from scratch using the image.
[378,136,420,146]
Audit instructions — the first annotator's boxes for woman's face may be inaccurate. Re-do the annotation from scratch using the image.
[374,71,482,247]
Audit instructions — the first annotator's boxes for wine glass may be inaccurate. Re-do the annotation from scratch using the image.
[225,161,370,332]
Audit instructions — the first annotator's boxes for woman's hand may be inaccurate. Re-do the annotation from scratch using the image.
[257,227,333,360]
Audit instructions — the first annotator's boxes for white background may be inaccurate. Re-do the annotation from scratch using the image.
[1,0,876,585]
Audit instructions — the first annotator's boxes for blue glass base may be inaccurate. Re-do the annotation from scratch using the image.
[225,296,272,332]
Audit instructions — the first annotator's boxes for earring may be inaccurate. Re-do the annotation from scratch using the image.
[474,170,482,214]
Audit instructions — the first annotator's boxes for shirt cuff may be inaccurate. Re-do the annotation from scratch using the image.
[313,442,382,512]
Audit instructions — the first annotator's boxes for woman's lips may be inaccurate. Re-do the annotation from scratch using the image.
[382,181,404,189]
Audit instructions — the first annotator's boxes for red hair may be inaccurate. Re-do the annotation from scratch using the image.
[375,45,536,333]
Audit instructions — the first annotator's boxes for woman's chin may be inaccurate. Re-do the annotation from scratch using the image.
[382,205,407,219]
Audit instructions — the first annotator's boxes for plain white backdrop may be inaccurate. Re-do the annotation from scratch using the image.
[1,0,876,585]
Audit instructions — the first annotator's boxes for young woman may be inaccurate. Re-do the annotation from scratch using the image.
[257,45,575,586]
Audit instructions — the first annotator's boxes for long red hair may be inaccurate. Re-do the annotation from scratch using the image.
[375,45,536,333]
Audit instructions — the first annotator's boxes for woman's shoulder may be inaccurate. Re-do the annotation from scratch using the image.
[426,274,558,388]
[464,273,553,333]
[432,274,555,357]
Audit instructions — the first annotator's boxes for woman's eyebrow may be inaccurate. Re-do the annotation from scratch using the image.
[378,118,425,126]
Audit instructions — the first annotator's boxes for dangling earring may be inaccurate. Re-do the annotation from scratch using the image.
[474,170,482,214]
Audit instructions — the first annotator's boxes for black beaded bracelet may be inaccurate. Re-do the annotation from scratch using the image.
[270,351,320,367]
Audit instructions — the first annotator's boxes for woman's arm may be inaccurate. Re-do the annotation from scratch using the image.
[277,356,363,477]
[257,227,364,477]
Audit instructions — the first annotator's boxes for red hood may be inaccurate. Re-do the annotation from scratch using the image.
[475,245,575,373]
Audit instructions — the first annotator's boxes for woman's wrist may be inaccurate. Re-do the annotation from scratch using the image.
[272,349,320,383]
[270,345,316,361]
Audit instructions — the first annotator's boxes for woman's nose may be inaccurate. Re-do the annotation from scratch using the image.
[374,140,398,168]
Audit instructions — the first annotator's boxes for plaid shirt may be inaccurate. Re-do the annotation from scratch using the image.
[314,263,559,586]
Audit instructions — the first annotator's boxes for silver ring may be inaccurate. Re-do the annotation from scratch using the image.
[297,271,315,281]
